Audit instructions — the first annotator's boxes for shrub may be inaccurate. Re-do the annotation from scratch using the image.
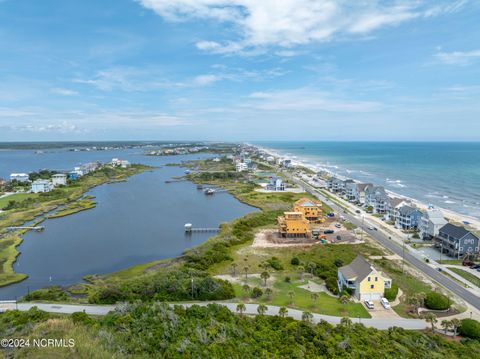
[334,259,343,268]
[267,257,284,271]
[290,257,300,266]
[459,319,480,339]
[251,287,263,298]
[424,292,450,310]
[325,277,339,295]
[23,286,68,302]
[384,283,399,301]
[71,311,95,326]
[284,276,291,283]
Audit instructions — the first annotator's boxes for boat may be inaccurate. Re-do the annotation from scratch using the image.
[204,188,215,195]
[185,170,191,174]
[196,184,203,190]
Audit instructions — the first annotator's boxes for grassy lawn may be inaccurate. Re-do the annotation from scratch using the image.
[0,193,38,209]
[448,267,480,288]
[232,275,370,318]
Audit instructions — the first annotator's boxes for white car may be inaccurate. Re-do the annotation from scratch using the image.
[381,298,390,309]
[367,226,374,230]
[335,223,342,228]
[364,300,374,309]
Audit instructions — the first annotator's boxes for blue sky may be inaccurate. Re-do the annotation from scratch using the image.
[0,0,479,141]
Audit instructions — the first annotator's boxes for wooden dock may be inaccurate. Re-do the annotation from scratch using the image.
[6,226,45,232]
[184,227,219,233]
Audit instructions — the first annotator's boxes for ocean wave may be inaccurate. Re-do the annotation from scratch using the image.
[444,200,456,204]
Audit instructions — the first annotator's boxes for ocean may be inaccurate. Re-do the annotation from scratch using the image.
[254,142,480,219]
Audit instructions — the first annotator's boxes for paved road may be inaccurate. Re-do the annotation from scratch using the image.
[290,175,480,311]
[0,301,427,330]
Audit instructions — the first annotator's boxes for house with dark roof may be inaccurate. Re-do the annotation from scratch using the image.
[355,183,373,205]
[337,255,392,301]
[435,223,480,259]
[394,205,423,230]
[365,186,389,214]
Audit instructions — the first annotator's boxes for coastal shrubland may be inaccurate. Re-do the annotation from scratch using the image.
[4,303,480,358]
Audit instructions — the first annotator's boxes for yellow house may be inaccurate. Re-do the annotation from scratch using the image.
[337,255,392,301]
[278,212,310,238]
[293,198,323,222]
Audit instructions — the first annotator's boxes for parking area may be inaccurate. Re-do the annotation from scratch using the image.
[362,301,401,319]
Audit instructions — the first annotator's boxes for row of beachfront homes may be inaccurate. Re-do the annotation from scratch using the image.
[9,159,131,194]
[327,177,480,259]
[277,198,323,238]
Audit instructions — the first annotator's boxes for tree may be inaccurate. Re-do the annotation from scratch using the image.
[242,284,250,295]
[236,303,246,316]
[340,317,352,327]
[278,307,288,318]
[251,287,263,298]
[257,304,268,316]
[307,262,316,275]
[424,312,438,332]
[339,295,350,305]
[265,288,273,300]
[302,311,313,323]
[458,318,480,339]
[260,271,270,287]
[334,259,343,267]
[407,292,426,315]
[290,257,300,265]
[311,292,319,305]
[451,318,461,338]
[298,266,305,280]
[231,263,238,277]
[441,320,452,335]
[288,290,295,304]
[243,266,249,281]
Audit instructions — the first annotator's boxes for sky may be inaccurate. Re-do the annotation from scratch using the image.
[0,0,479,141]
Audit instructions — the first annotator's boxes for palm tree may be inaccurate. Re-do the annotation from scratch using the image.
[340,317,352,327]
[257,304,268,316]
[288,290,295,304]
[424,312,437,332]
[278,306,288,318]
[298,266,305,280]
[407,292,426,315]
[307,262,316,275]
[260,271,270,287]
[311,292,319,305]
[236,303,246,316]
[451,318,461,338]
[265,288,273,300]
[231,263,238,277]
[243,266,249,281]
[302,311,313,323]
[441,320,452,335]
[242,284,250,296]
[339,295,350,305]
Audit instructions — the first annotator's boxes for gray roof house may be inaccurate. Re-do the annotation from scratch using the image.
[394,205,423,230]
[365,186,389,213]
[435,223,480,259]
[419,209,447,239]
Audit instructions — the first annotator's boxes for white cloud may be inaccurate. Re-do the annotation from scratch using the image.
[434,49,480,66]
[138,0,468,54]
[246,88,382,112]
[193,74,221,86]
[50,88,79,96]
[0,121,84,134]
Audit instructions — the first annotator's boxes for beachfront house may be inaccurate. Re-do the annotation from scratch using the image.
[337,255,392,301]
[386,197,407,221]
[51,173,67,186]
[10,173,29,182]
[266,177,285,191]
[435,223,480,259]
[294,197,323,222]
[365,186,389,213]
[419,209,448,240]
[354,183,373,205]
[343,180,356,200]
[394,205,423,230]
[327,177,345,193]
[277,212,310,238]
[31,179,53,193]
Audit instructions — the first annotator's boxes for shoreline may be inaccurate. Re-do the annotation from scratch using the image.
[254,144,480,232]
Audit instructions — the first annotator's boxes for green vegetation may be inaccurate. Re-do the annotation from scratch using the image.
[0,234,28,287]
[4,303,480,358]
[47,195,97,218]
[448,267,480,288]
[424,292,451,310]
[23,285,68,302]
[384,283,399,301]
[459,318,480,339]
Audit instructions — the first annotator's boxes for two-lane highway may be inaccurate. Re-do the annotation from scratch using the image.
[288,174,480,311]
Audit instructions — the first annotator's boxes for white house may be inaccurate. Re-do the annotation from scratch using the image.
[420,209,447,240]
[10,173,29,182]
[235,162,248,172]
[31,179,53,193]
[51,173,67,186]
[111,158,130,168]
[266,177,285,191]
[355,183,373,205]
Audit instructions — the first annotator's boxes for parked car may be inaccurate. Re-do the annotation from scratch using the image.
[373,227,378,231]
[324,229,334,234]
[364,300,374,309]
[381,298,390,309]
[335,223,341,228]
[355,210,361,214]
[367,226,374,230]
